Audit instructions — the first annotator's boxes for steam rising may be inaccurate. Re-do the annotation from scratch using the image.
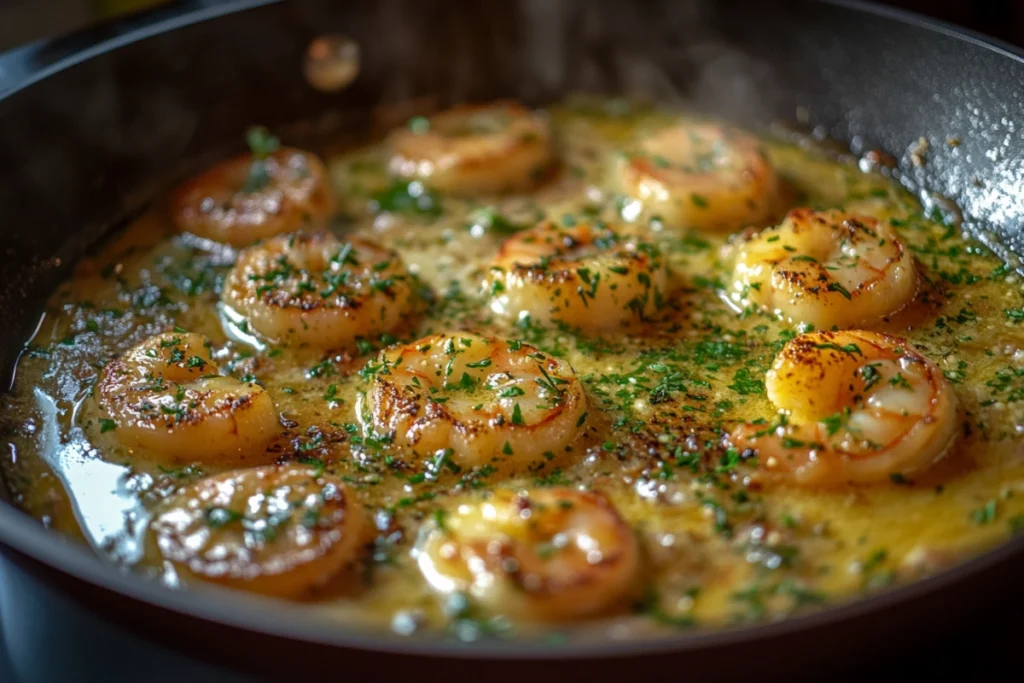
[361,0,781,125]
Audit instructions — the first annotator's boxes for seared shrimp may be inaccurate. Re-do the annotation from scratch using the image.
[615,122,781,232]
[94,332,278,465]
[729,209,917,329]
[222,231,415,350]
[171,133,335,246]
[388,101,555,196]
[730,331,958,486]
[415,488,640,621]
[148,465,367,598]
[487,220,669,333]
[361,332,588,472]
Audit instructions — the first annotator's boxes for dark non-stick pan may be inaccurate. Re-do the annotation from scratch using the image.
[1,1,1023,681]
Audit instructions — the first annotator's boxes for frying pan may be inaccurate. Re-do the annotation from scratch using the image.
[1,1,1023,680]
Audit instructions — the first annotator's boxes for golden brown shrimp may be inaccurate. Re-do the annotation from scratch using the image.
[388,101,555,196]
[486,219,669,333]
[415,488,640,621]
[615,122,781,232]
[93,332,278,465]
[730,330,958,486]
[360,332,588,473]
[171,134,335,246]
[148,465,367,598]
[729,209,917,328]
[221,231,415,350]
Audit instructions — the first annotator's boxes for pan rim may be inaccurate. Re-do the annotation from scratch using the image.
[0,0,279,98]
[0,0,1022,661]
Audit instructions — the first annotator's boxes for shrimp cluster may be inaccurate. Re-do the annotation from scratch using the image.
[222,231,415,350]
[171,140,335,247]
[487,220,669,333]
[94,332,278,465]
[615,122,781,232]
[57,101,993,623]
[415,488,640,621]
[730,331,958,486]
[360,332,588,473]
[388,101,555,196]
[729,209,917,329]
[148,465,367,598]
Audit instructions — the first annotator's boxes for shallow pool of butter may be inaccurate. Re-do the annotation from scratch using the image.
[4,97,1024,641]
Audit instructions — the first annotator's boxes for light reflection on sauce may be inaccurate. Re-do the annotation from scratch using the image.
[34,388,147,563]
[217,301,267,352]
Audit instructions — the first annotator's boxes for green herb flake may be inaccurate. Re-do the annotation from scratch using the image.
[246,126,281,159]
[970,499,998,525]
[205,507,243,529]
[408,116,431,134]
[729,367,765,396]
[1004,308,1024,323]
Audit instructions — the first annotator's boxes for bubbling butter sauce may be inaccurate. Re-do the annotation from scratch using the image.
[4,98,1024,641]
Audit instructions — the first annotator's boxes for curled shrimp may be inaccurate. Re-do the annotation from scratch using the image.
[222,231,415,350]
[388,101,555,196]
[360,332,588,473]
[148,465,367,598]
[415,488,640,621]
[94,332,278,465]
[730,330,958,486]
[615,122,781,232]
[486,220,669,333]
[729,209,917,328]
[170,146,335,247]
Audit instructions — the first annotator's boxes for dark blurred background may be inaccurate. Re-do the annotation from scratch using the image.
[890,0,1023,45]
[1,0,1023,51]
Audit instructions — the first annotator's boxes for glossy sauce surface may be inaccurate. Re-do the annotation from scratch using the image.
[4,98,1024,640]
